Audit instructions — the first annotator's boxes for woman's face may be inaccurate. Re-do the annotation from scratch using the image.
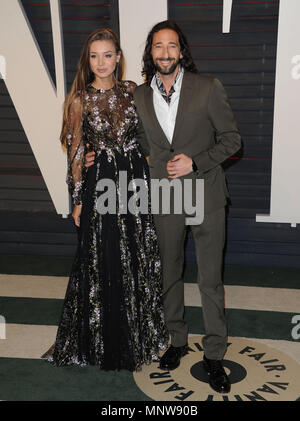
[89,39,120,83]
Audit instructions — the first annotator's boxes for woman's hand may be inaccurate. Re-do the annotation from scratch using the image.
[72,204,82,227]
[85,143,95,169]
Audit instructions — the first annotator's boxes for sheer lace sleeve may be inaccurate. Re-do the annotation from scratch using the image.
[66,97,85,205]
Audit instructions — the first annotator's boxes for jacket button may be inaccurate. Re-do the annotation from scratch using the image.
[170,148,174,152]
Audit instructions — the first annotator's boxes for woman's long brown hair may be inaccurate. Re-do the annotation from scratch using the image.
[60,28,124,148]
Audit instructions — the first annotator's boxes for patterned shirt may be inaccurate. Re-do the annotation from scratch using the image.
[150,67,184,144]
[155,66,183,105]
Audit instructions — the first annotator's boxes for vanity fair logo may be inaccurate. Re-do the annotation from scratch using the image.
[133,337,300,401]
[1,1,300,223]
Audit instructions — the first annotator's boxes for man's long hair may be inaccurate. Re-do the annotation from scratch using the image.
[142,20,197,85]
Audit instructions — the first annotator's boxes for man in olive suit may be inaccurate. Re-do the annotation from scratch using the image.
[133,20,241,394]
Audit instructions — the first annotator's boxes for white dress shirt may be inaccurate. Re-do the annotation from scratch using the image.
[150,67,184,144]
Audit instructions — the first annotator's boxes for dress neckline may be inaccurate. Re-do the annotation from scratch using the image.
[88,82,117,93]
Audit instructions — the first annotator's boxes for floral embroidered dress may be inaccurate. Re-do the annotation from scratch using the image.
[43,81,168,371]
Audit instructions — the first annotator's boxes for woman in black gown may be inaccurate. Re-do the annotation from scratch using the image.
[42,28,168,371]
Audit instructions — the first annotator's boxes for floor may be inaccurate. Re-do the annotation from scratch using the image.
[0,258,299,401]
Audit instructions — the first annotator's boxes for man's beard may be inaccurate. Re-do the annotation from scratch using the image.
[154,57,180,75]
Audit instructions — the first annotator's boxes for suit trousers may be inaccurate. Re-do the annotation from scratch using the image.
[153,206,227,360]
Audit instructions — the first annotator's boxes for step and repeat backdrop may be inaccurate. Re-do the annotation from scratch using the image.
[1,0,300,266]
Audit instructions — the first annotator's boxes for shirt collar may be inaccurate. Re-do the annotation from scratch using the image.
[151,66,184,93]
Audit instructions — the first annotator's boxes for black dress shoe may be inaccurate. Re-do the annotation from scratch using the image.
[159,344,188,371]
[203,355,231,393]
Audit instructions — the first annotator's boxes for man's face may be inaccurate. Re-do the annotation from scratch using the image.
[151,29,183,76]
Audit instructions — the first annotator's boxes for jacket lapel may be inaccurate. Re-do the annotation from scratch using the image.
[143,85,171,149]
[171,71,193,147]
[143,71,193,149]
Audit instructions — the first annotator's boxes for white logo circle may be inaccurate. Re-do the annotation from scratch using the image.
[133,336,300,401]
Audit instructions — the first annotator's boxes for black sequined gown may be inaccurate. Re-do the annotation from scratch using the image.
[43,81,168,371]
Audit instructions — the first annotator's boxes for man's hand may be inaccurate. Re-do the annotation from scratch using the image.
[166,153,193,178]
[72,204,82,227]
[85,143,95,169]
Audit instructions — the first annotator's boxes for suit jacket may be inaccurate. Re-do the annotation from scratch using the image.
[133,71,242,215]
